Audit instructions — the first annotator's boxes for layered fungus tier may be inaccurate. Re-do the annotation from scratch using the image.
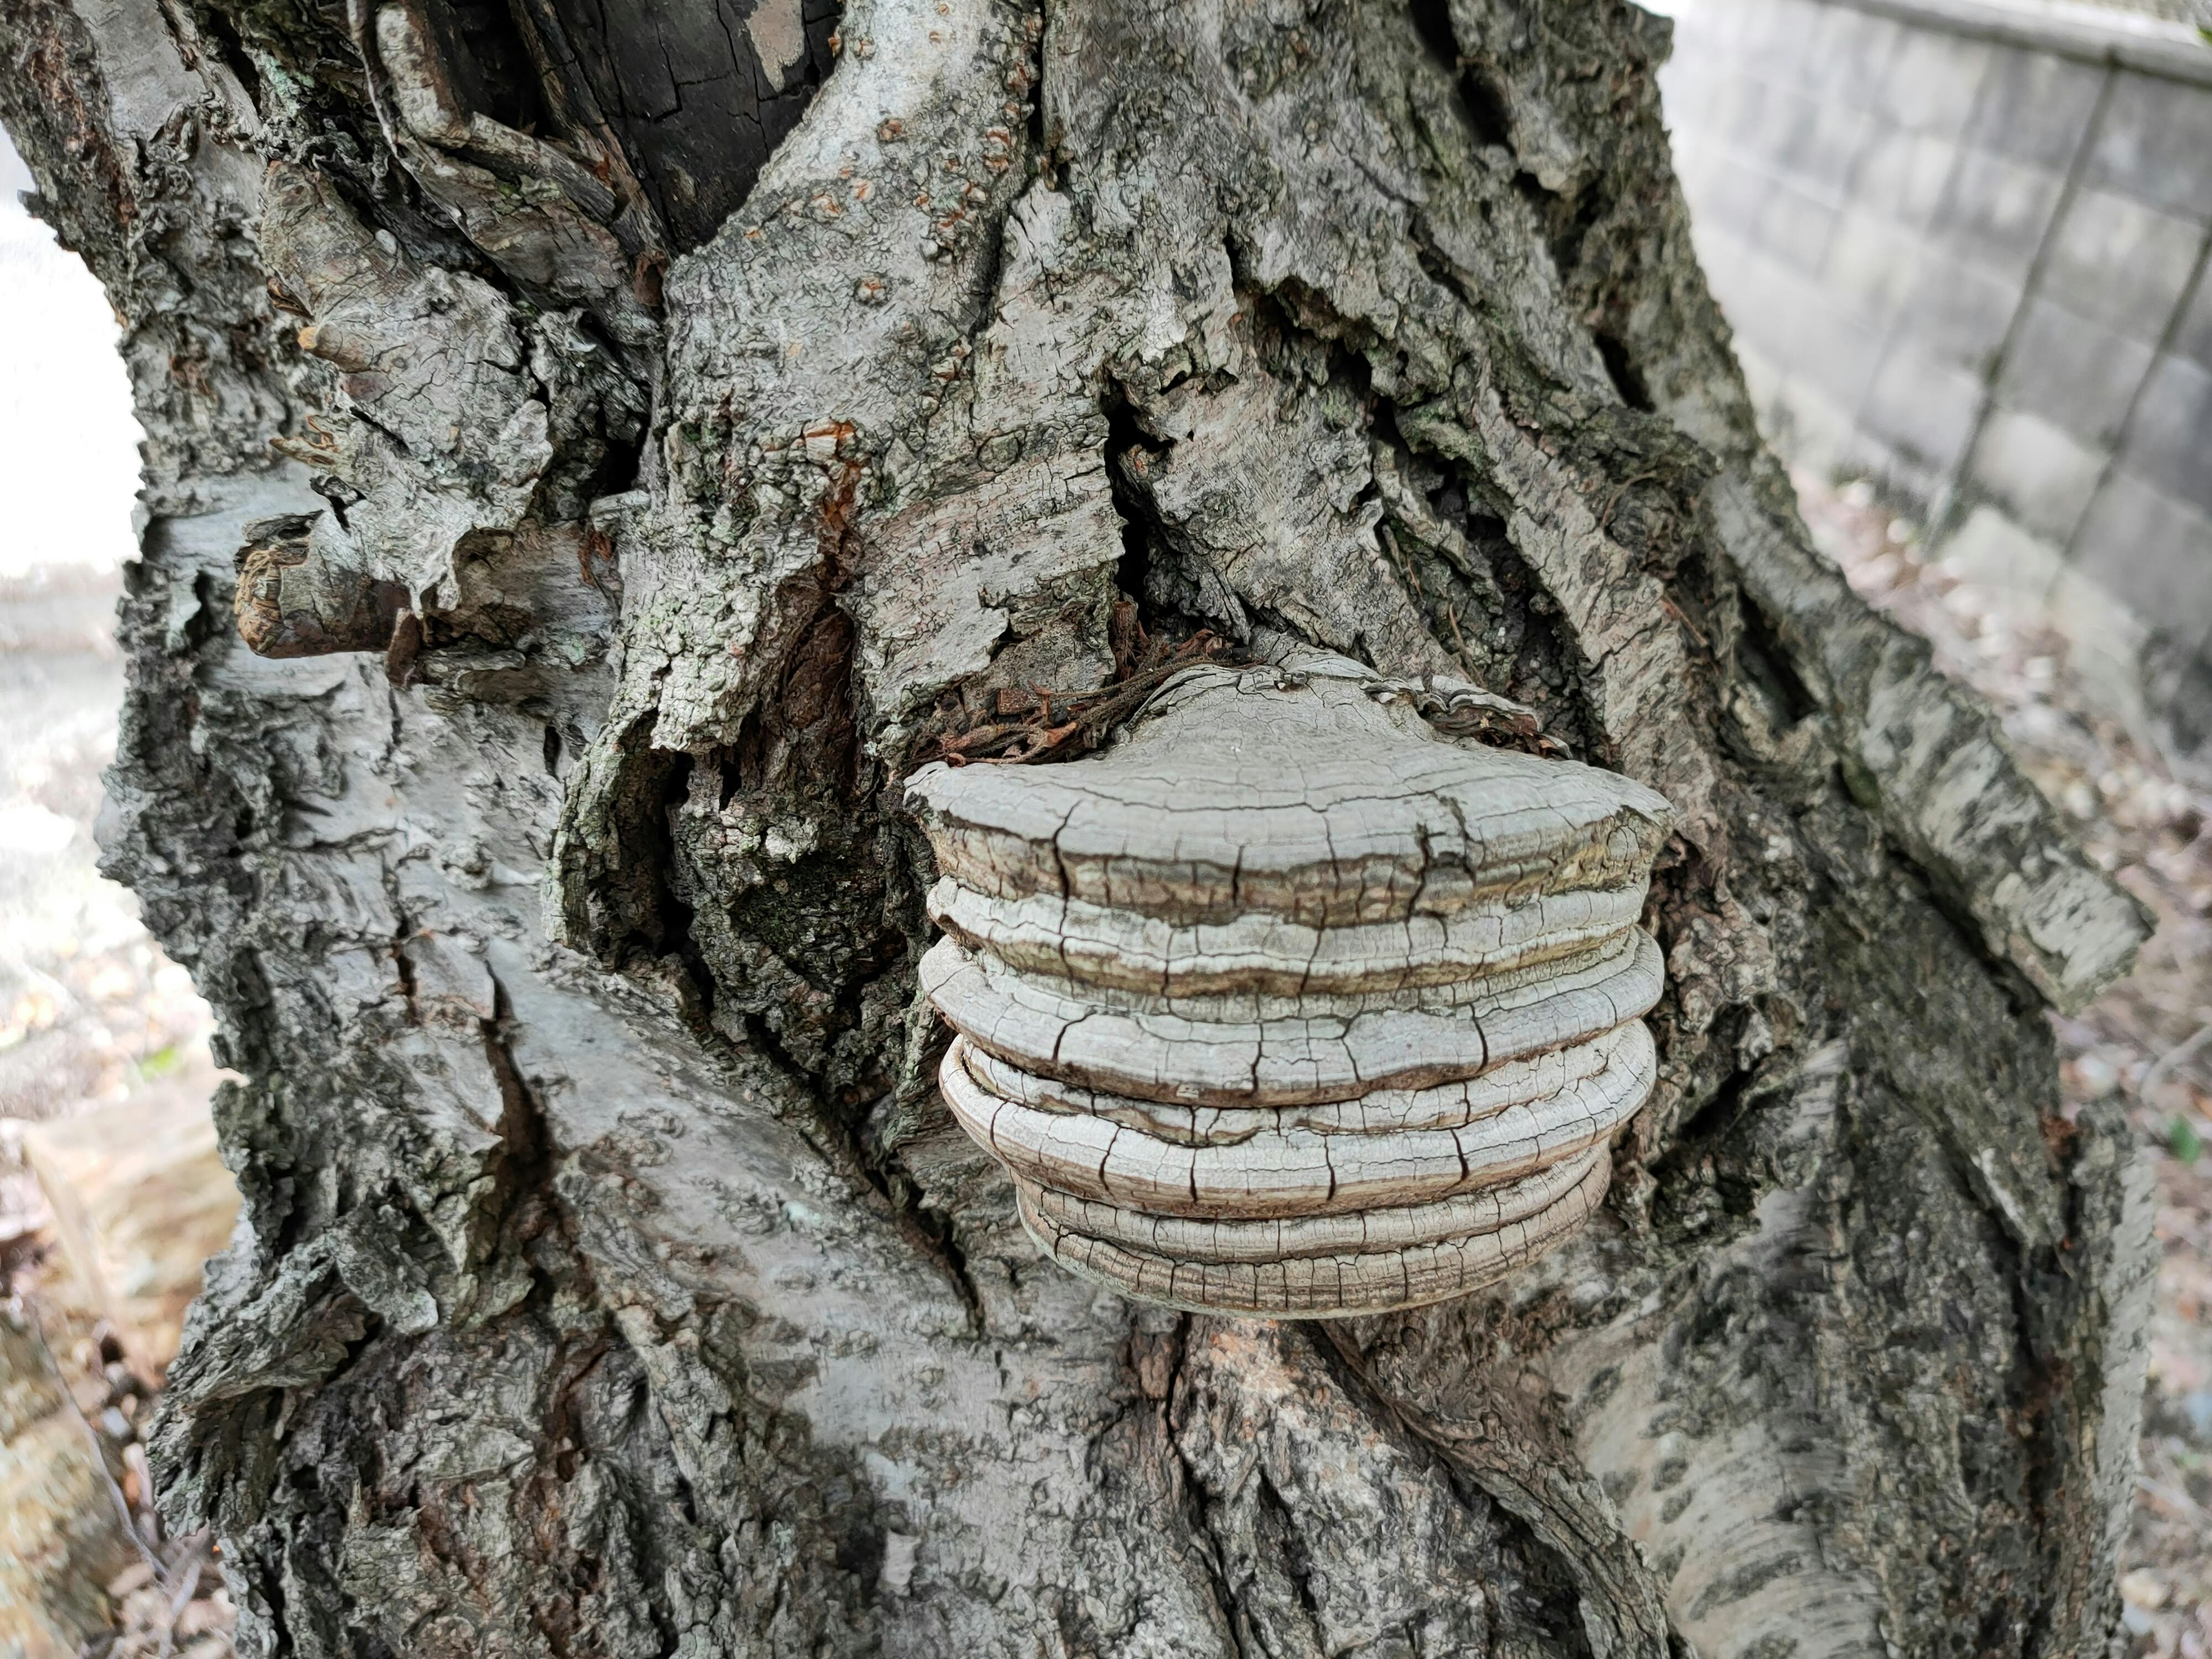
[908,653,1676,1317]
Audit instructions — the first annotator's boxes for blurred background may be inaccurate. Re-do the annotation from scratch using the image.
[1662,0,2211,764]
[1,1,2209,1648]
[1653,3,2212,1648]
[0,135,241,1658]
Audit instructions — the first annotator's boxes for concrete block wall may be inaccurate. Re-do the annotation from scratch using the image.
[1660,0,2212,749]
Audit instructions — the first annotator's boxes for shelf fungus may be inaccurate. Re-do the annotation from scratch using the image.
[908,652,1676,1318]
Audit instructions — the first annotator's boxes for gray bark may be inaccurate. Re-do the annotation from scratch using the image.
[0,0,2165,1653]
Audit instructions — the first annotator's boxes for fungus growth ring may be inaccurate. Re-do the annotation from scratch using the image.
[908,651,1675,1317]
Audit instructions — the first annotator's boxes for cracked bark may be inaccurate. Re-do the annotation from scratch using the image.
[0,0,2163,1653]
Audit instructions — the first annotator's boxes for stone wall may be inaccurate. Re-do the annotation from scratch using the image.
[1659,0,2212,752]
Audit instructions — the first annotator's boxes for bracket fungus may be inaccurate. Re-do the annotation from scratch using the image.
[908,652,1676,1317]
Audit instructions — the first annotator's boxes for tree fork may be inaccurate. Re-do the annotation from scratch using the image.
[0,0,2161,1653]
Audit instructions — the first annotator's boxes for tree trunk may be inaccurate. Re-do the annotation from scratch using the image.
[0,0,2168,1652]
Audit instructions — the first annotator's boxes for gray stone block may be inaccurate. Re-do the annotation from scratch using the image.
[1930,147,2067,282]
[1706,74,1770,154]
[1693,224,1779,333]
[2122,353,2212,516]
[1796,98,1879,199]
[2171,263,2212,373]
[1675,0,1751,51]
[1660,0,2212,681]
[1734,0,1808,81]
[1683,221,1750,342]
[1706,240,1833,355]
[2071,468,2212,650]
[1759,178,1843,274]
[1860,338,1986,474]
[1963,44,2103,170]
[1850,129,1961,233]
[1854,426,1963,501]
[1825,206,1926,328]
[1896,249,2023,371]
[1733,334,1789,404]
[1751,84,1824,177]
[1668,136,1719,204]
[1791,0,1854,85]
[2040,186,2206,344]
[1659,47,1704,107]
[1696,150,1779,239]
[1771,284,1888,412]
[1789,2,1885,100]
[1657,60,1715,135]
[2144,639,2212,765]
[1707,241,1874,405]
[1875,27,1991,139]
[2088,73,2212,221]
[1996,298,2154,448]
[1967,406,2109,541]
[1746,0,1834,85]
[1939,502,2066,602]
[1820,5,1907,113]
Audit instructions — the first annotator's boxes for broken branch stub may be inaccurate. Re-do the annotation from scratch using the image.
[232,514,410,658]
[907,652,1676,1317]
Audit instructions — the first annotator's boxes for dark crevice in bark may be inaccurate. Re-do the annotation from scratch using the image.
[1884,827,2052,1021]
[883,1169,988,1334]
[1400,2,1683,439]
[1157,1322,1256,1659]
[478,978,570,1267]
[1594,330,1654,412]
[426,0,544,132]
[1404,0,1512,150]
[192,0,261,104]
[659,536,986,1325]
[1319,1323,1622,1658]
[1457,67,1514,152]
[1252,1465,1330,1646]
[536,0,842,250]
[649,754,713,1017]
[673,501,904,1099]
[1405,0,1457,67]
[1022,14,1056,182]
[1100,382,1201,645]
[1529,181,1604,290]
[1647,1026,1799,1245]
[1386,423,1609,755]
[1730,590,1820,726]
[1219,262,1617,752]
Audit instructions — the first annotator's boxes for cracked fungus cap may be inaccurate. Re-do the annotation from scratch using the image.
[907,652,1676,1319]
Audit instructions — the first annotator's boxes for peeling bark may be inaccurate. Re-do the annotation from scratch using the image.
[0,0,2162,1653]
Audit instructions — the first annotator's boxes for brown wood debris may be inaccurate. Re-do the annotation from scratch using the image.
[911,604,1251,767]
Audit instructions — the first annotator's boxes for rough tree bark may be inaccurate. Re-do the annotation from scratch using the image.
[0,0,2169,1652]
